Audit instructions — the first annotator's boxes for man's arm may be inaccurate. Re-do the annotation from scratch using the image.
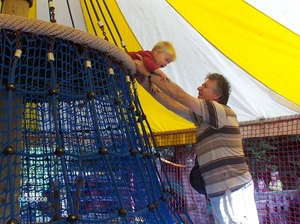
[136,75,192,122]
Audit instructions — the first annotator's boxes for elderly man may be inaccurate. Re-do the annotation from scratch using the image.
[134,55,259,224]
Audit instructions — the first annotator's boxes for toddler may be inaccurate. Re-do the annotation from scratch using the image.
[128,41,176,83]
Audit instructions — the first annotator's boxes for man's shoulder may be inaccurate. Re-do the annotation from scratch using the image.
[222,104,238,117]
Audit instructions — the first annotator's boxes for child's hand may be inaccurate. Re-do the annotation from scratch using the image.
[153,70,170,82]
[159,73,171,82]
[149,82,159,94]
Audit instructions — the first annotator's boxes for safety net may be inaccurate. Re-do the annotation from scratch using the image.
[154,115,300,224]
[0,15,191,224]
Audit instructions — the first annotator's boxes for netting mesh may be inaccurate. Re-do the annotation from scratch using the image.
[0,25,190,223]
[154,116,300,224]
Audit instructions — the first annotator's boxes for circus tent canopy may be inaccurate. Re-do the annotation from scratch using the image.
[30,0,300,133]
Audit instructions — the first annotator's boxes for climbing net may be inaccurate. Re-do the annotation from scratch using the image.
[0,15,191,223]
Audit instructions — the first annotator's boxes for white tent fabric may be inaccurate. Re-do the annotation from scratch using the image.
[246,0,300,35]
[115,0,300,123]
[36,0,300,126]
[37,0,87,32]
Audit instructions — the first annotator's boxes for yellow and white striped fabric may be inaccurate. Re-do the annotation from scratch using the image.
[32,0,300,133]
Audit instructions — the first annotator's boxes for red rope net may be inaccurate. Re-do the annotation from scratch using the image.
[155,115,300,224]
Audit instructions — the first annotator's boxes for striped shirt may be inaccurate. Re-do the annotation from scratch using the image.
[190,99,252,198]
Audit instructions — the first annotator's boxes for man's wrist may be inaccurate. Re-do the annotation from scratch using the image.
[148,73,155,81]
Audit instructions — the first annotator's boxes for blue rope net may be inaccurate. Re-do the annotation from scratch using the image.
[0,15,191,224]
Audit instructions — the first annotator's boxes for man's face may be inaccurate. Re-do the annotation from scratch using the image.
[197,79,221,101]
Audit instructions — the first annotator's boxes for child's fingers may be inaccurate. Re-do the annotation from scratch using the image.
[160,76,171,83]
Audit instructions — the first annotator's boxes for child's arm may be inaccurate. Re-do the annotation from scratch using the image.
[153,68,170,82]
[136,53,170,81]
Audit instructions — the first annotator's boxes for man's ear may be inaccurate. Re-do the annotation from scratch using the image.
[214,93,222,101]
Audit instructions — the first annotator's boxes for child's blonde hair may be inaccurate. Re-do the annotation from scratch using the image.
[152,41,177,61]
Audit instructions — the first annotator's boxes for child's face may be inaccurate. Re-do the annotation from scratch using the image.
[258,181,265,189]
[271,174,277,181]
[153,50,174,68]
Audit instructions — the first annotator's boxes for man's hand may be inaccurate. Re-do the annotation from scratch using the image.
[134,54,150,77]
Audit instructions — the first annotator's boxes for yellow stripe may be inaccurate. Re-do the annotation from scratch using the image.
[79,0,141,51]
[25,2,39,131]
[79,0,195,139]
[0,1,36,18]
[23,102,40,131]
[150,128,196,147]
[0,1,38,130]
[136,84,195,131]
[28,0,36,18]
[168,0,300,106]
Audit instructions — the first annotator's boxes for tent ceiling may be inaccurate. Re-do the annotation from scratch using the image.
[33,0,300,133]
